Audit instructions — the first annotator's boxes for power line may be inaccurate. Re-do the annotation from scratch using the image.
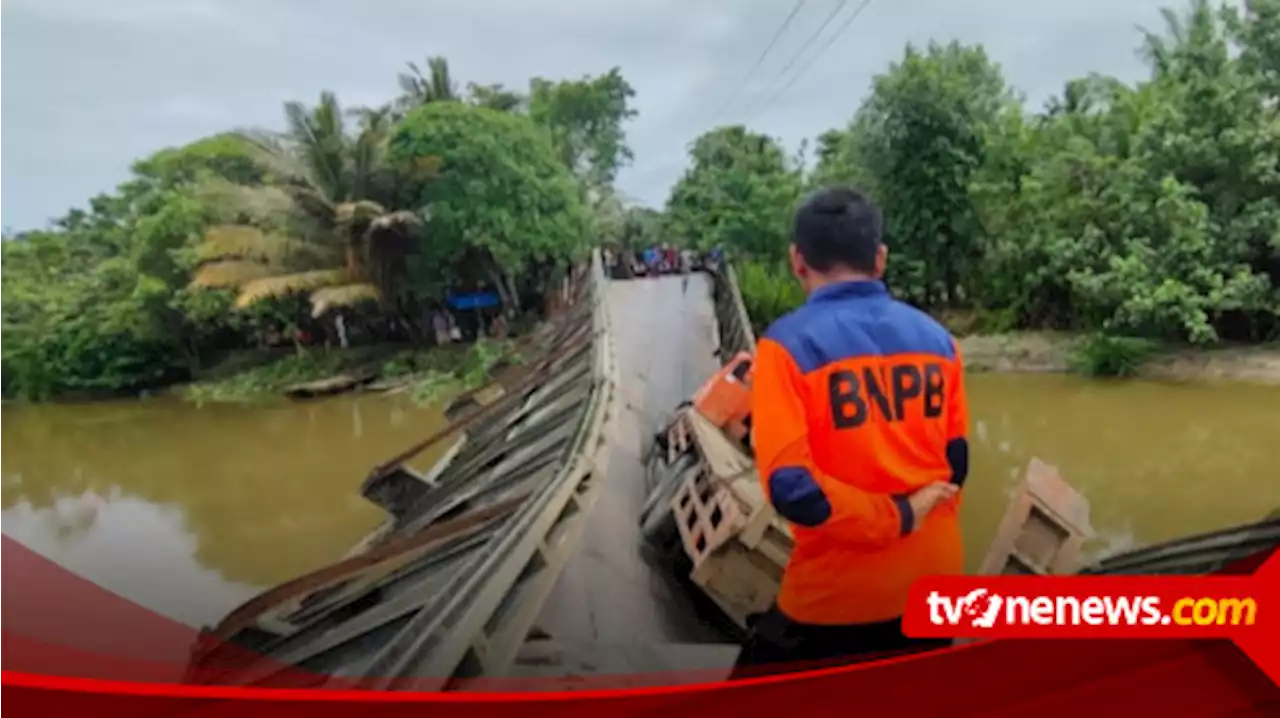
[715,1,810,119]
[761,0,877,114]
[732,0,851,121]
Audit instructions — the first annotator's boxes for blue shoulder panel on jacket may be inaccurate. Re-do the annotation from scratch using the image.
[763,282,955,373]
[767,466,832,528]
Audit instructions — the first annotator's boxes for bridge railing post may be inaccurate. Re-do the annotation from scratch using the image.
[708,259,757,364]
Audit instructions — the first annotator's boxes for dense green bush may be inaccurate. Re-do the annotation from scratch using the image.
[736,260,805,334]
[1069,334,1158,378]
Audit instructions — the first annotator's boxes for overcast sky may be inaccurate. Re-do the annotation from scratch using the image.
[2,0,1194,232]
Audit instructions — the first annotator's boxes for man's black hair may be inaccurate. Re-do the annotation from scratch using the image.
[791,186,883,274]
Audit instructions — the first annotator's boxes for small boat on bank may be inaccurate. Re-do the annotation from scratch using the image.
[283,371,377,399]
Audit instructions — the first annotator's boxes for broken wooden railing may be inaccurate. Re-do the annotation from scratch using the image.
[708,260,756,363]
[979,458,1280,577]
[187,250,617,690]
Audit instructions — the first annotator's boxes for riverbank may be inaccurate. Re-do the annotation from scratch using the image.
[181,339,519,406]
[8,329,1277,408]
[958,332,1280,385]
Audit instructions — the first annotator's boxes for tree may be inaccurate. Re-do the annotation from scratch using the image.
[187,92,428,320]
[833,41,1013,308]
[621,206,664,250]
[664,125,803,261]
[388,101,592,314]
[965,0,1278,342]
[467,82,527,113]
[527,68,638,191]
[396,56,459,112]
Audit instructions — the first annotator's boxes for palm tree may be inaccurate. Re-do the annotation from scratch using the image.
[189,92,428,320]
[396,56,458,114]
[1137,0,1226,81]
[466,82,526,113]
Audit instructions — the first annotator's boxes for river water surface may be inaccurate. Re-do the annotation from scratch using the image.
[3,374,1278,627]
[2,391,452,627]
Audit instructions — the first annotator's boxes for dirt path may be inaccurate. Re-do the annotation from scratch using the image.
[958,333,1280,385]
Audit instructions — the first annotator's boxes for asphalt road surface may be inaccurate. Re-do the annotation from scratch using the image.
[524,274,739,677]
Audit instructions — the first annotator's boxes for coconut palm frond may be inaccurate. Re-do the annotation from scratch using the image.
[354,105,394,137]
[195,224,323,266]
[190,260,273,288]
[398,61,428,104]
[283,93,350,202]
[309,282,381,318]
[285,186,340,227]
[335,200,390,226]
[427,56,457,102]
[232,129,311,184]
[363,211,421,262]
[196,225,270,261]
[397,56,458,110]
[335,202,392,259]
[233,269,347,309]
[373,210,423,230]
[195,179,298,228]
[351,108,395,200]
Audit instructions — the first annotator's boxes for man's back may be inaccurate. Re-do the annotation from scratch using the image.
[751,279,969,625]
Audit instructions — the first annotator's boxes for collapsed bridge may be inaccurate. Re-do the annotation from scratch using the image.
[186,249,1280,690]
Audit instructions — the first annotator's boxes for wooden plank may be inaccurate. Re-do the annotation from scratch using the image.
[978,458,1093,576]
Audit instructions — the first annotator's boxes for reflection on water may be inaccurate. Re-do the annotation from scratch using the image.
[3,373,1278,627]
[4,489,260,627]
[960,374,1280,570]
[2,392,452,626]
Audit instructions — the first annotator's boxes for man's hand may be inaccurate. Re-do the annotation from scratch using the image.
[905,482,960,533]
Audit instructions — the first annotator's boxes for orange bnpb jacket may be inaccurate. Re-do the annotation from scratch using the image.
[751,279,970,626]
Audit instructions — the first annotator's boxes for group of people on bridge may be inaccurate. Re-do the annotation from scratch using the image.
[602,245,725,279]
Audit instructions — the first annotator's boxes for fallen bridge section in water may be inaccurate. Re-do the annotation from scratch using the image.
[186,251,1280,690]
[186,253,760,689]
[188,252,620,689]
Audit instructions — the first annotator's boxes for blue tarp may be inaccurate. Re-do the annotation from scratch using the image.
[446,291,501,310]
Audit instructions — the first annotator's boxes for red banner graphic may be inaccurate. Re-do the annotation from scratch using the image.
[903,549,1280,688]
[3,535,1279,716]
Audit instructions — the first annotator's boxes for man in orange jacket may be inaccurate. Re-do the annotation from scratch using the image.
[731,186,968,677]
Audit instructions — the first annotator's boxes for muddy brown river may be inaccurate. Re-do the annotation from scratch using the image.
[3,374,1278,627]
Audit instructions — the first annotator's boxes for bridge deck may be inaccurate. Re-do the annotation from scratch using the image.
[523,274,738,676]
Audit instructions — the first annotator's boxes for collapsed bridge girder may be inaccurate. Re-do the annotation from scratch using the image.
[186,251,1278,690]
[186,252,758,689]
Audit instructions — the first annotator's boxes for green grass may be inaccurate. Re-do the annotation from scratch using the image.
[183,351,348,404]
[405,339,521,408]
[181,339,522,406]
[1068,334,1157,378]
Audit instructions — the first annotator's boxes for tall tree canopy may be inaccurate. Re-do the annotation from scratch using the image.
[664,126,804,260]
[388,101,593,310]
[528,68,638,192]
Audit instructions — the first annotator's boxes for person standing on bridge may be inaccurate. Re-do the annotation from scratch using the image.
[731,186,968,678]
